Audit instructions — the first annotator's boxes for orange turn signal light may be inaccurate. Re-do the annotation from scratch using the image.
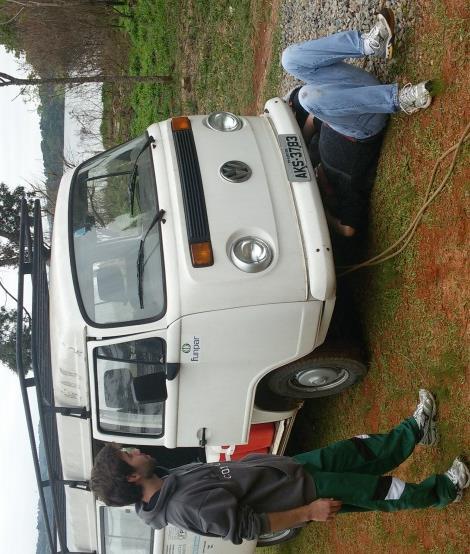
[171,116,192,131]
[190,242,213,267]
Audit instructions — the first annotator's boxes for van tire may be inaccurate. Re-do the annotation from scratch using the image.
[256,527,301,547]
[254,381,300,411]
[265,345,367,399]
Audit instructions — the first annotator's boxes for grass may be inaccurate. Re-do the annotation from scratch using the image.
[101,0,268,145]
[186,0,256,113]
[116,0,183,138]
[264,1,469,552]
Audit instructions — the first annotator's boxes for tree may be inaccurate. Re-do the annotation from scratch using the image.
[0,305,31,373]
[0,0,154,85]
[0,182,35,374]
[0,183,35,267]
[3,1,127,6]
[0,71,173,87]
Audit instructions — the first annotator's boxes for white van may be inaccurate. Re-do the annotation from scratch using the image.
[19,98,367,553]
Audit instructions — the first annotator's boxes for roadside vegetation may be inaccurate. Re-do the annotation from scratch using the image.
[103,0,273,145]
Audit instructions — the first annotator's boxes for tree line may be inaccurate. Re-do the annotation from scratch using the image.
[0,185,34,372]
[0,0,172,86]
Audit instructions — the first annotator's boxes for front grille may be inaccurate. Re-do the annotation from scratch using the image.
[172,128,210,243]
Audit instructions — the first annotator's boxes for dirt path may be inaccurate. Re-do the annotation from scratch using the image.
[247,0,281,114]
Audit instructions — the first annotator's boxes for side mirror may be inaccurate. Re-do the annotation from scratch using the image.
[132,372,168,404]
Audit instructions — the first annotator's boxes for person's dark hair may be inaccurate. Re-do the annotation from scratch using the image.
[289,86,310,129]
[90,443,142,506]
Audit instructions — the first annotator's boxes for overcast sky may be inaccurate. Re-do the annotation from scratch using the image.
[1,43,104,552]
[1,45,45,553]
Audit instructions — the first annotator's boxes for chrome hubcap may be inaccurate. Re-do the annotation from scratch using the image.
[258,529,292,543]
[291,366,349,391]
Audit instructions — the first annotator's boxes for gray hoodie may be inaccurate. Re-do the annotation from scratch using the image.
[136,453,316,545]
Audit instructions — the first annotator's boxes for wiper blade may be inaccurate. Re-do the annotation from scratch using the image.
[128,135,155,216]
[128,165,139,217]
[137,209,166,309]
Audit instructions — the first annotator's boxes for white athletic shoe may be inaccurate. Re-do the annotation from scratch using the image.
[398,81,433,114]
[361,8,395,60]
[445,457,470,502]
[412,389,438,446]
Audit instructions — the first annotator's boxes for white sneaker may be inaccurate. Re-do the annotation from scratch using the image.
[445,457,470,502]
[362,8,395,60]
[399,81,433,114]
[412,389,438,446]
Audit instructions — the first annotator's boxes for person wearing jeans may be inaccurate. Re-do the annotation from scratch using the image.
[282,8,434,237]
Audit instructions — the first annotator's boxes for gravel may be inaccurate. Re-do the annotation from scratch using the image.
[279,0,417,95]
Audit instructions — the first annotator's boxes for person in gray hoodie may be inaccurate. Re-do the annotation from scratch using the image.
[90,390,469,545]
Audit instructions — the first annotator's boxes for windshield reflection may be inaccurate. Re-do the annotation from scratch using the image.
[71,134,165,326]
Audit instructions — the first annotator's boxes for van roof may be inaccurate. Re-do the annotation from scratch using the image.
[16,199,92,554]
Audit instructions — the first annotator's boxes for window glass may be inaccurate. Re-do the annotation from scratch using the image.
[101,506,153,554]
[95,338,165,436]
[71,134,165,326]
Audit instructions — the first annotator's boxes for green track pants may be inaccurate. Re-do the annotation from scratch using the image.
[293,417,457,512]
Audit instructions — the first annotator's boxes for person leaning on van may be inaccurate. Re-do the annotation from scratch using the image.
[90,390,469,545]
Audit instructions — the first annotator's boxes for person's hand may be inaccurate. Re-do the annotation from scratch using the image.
[305,498,343,522]
[324,209,357,237]
[267,498,343,531]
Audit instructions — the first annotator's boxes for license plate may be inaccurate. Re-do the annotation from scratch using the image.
[278,134,310,182]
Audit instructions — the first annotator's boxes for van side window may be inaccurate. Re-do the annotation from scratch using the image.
[95,338,165,436]
[100,506,154,554]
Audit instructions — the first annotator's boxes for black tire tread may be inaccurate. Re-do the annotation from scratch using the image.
[265,343,368,399]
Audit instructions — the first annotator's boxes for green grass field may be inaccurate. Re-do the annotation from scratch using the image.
[259,1,469,552]
[102,0,271,145]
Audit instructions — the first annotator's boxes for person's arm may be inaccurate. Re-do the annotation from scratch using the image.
[267,499,343,532]
[301,114,317,144]
[196,489,269,544]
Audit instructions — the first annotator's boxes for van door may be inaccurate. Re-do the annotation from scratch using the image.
[96,504,256,554]
[97,504,155,553]
[87,326,180,448]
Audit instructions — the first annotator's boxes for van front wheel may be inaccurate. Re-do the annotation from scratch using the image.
[266,351,367,399]
[257,527,301,546]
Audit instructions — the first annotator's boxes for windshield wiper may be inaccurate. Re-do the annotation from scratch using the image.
[128,135,155,216]
[137,209,166,309]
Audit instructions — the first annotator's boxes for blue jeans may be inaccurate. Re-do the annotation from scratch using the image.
[282,31,400,140]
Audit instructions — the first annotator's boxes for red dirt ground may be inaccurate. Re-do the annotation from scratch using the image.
[249,0,281,114]
[255,0,469,552]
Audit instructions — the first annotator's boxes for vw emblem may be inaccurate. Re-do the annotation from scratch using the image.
[181,343,191,354]
[220,160,252,183]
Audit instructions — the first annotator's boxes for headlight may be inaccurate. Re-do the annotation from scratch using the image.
[230,237,272,273]
[206,112,242,132]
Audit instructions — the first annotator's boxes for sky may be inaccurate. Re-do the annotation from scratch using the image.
[0,48,45,186]
[1,45,104,553]
[0,45,43,554]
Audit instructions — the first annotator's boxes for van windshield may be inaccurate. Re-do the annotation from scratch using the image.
[70,134,165,326]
